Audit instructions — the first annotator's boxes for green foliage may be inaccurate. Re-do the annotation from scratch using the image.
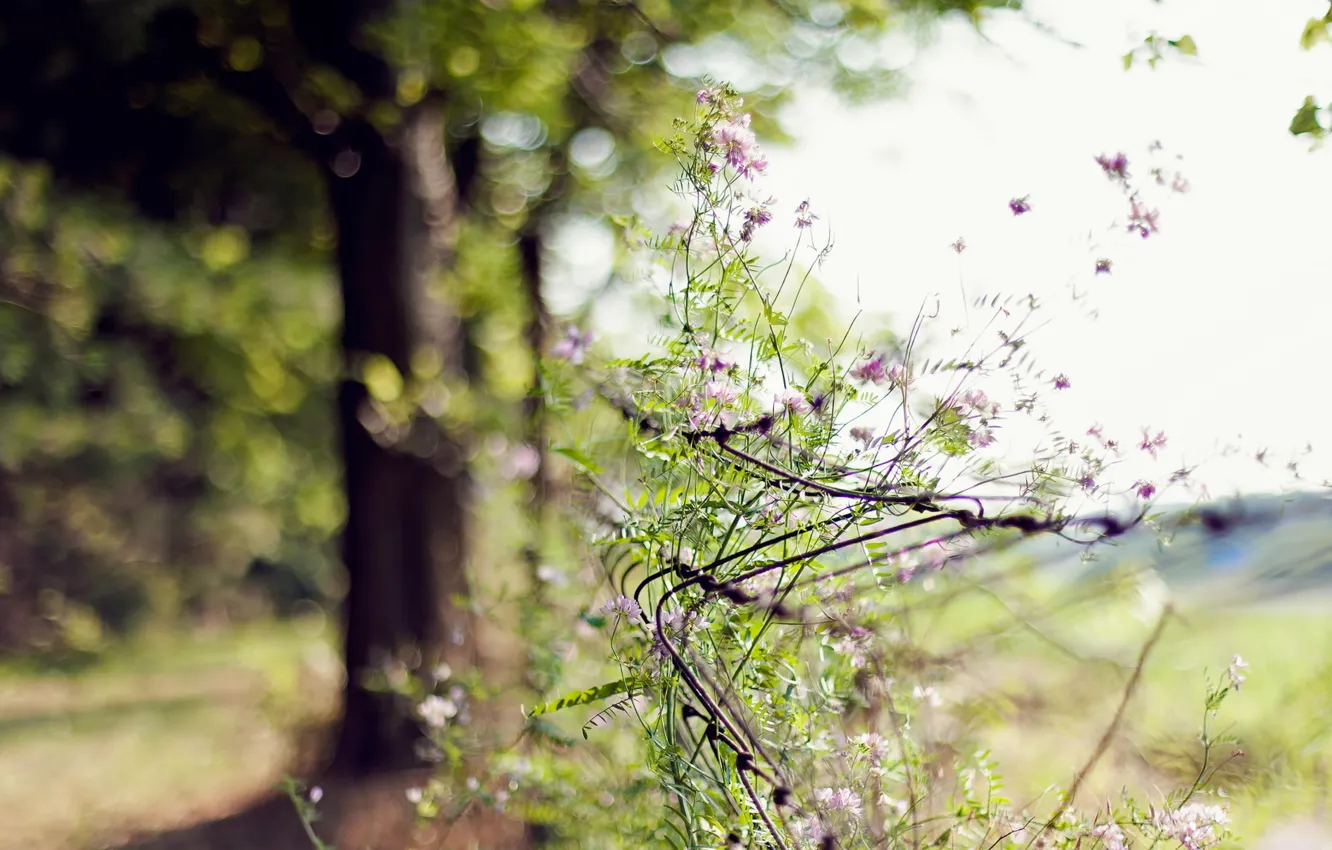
[0,158,342,650]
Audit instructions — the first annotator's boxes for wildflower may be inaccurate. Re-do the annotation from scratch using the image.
[309,786,323,804]
[710,113,768,179]
[1009,195,1032,215]
[1127,198,1160,238]
[776,387,811,414]
[852,732,890,765]
[704,380,737,404]
[696,85,722,106]
[739,204,773,242]
[1094,152,1130,181]
[406,787,424,804]
[551,325,595,364]
[1135,480,1157,500]
[418,694,458,729]
[1079,472,1097,491]
[961,388,997,416]
[696,346,734,374]
[1092,823,1128,850]
[1140,428,1167,458]
[433,662,453,682]
[795,199,818,229]
[1053,374,1071,390]
[1095,258,1113,274]
[601,594,643,621]
[1228,654,1249,691]
[814,787,864,820]
[849,425,877,445]
[1149,801,1228,848]
[969,425,995,448]
[951,236,966,253]
[1172,174,1190,193]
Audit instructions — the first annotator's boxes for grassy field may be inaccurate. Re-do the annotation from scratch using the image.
[2,569,1330,850]
[902,562,1332,847]
[0,617,340,850]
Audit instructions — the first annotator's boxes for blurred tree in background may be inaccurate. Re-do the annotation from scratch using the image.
[0,0,1014,780]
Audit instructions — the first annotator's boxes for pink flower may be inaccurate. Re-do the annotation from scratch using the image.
[1127,198,1160,238]
[969,425,995,448]
[951,237,966,253]
[551,325,595,364]
[1135,480,1157,500]
[1094,152,1130,181]
[849,425,877,445]
[1009,195,1032,215]
[710,114,767,180]
[1140,427,1167,458]
[795,199,818,229]
[695,347,734,374]
[703,380,737,404]
[1092,823,1127,850]
[850,353,906,388]
[775,388,811,413]
[814,787,863,820]
[1053,374,1071,390]
[601,594,642,621]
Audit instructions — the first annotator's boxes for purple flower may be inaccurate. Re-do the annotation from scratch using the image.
[710,114,767,180]
[1094,152,1130,181]
[968,424,995,448]
[703,380,737,404]
[1135,480,1157,500]
[551,325,595,364]
[850,353,905,388]
[1127,198,1160,238]
[775,388,811,414]
[601,594,642,621]
[814,787,864,820]
[1053,374,1071,390]
[1095,258,1113,274]
[795,199,818,229]
[848,425,877,445]
[1009,195,1032,215]
[695,347,734,374]
[1140,427,1167,458]
[739,204,773,241]
[1079,473,1096,490]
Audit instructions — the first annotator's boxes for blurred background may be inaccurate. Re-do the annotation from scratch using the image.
[0,0,1329,848]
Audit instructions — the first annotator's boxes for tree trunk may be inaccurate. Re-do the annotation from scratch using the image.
[325,105,471,776]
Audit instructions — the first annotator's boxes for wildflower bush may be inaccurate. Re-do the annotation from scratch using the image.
[294,84,1252,849]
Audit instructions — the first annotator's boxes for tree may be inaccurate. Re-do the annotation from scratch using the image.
[0,0,1016,777]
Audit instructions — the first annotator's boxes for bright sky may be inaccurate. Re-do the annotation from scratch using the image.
[757,0,1332,498]
[553,0,1332,499]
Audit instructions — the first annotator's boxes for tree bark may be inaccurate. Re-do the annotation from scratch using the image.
[324,105,472,775]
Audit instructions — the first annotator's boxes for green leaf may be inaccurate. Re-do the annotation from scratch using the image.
[551,444,603,474]
[1301,17,1330,50]
[524,675,649,718]
[1122,51,1134,71]
[1169,34,1198,56]
[1290,96,1325,138]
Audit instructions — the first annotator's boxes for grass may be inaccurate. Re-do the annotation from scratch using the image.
[0,616,339,850]
[901,559,1332,846]
[2,563,1330,850]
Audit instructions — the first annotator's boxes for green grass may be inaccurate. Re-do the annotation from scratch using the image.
[3,566,1330,850]
[900,560,1332,846]
[0,617,339,850]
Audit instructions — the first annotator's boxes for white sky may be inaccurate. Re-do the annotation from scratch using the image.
[557,0,1332,499]
[760,0,1332,498]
